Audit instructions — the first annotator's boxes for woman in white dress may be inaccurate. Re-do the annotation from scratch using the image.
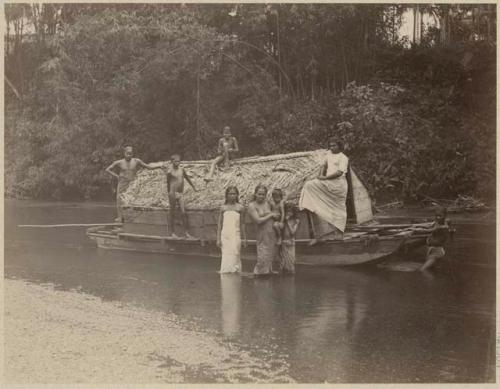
[217,186,247,273]
[299,138,349,236]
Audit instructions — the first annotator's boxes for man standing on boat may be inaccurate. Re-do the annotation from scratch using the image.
[299,138,348,240]
[166,154,198,239]
[105,146,161,223]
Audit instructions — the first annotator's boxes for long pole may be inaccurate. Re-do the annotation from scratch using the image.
[196,67,202,159]
[18,223,122,228]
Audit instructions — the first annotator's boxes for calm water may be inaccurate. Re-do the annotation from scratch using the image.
[4,200,496,383]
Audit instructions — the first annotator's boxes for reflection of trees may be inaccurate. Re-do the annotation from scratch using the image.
[343,270,489,382]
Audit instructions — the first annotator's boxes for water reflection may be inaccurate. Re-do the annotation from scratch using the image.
[220,274,242,337]
[4,200,496,383]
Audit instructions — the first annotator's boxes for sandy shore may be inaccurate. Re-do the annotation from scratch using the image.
[4,278,293,384]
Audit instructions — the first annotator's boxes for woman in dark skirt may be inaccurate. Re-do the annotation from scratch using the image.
[247,184,280,275]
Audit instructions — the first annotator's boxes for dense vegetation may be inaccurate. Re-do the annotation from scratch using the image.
[5,4,496,203]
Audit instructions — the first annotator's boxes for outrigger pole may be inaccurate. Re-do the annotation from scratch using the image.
[18,223,122,228]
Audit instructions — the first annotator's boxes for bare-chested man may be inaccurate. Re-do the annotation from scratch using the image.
[106,146,161,222]
[166,154,198,239]
[204,126,239,181]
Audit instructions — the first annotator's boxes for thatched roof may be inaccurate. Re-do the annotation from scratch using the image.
[122,150,328,210]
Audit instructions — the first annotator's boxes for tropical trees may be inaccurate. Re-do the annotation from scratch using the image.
[4,4,496,202]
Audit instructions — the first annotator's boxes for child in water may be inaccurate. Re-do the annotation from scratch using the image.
[420,207,450,271]
[217,186,247,273]
[269,188,286,245]
[279,202,300,274]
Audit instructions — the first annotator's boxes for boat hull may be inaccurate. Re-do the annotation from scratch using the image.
[87,229,428,266]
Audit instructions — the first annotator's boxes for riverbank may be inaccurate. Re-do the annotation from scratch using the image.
[4,278,293,384]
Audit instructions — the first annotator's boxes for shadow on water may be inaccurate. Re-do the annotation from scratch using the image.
[4,200,496,383]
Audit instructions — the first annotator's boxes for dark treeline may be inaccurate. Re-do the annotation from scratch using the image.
[4,4,496,203]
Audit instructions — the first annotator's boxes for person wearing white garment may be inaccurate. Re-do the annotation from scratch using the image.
[299,139,349,239]
[217,186,247,273]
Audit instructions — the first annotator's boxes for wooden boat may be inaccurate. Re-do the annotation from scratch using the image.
[87,150,435,266]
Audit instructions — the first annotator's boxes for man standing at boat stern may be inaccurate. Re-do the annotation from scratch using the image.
[105,146,161,223]
[299,139,348,239]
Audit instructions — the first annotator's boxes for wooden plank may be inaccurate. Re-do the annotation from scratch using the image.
[203,210,219,226]
[188,211,205,227]
[19,223,121,228]
[119,232,199,242]
[306,211,317,239]
[295,212,311,240]
[124,223,169,236]
[123,209,167,225]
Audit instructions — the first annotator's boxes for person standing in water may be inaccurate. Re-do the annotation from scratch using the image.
[419,208,450,271]
[279,202,300,274]
[248,184,281,275]
[205,126,239,181]
[166,154,198,239]
[269,188,286,245]
[217,186,247,273]
[105,146,161,222]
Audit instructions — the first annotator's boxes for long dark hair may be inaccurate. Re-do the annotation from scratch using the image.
[328,138,344,152]
[224,185,240,204]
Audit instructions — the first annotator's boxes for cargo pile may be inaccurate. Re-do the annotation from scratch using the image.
[121,150,328,210]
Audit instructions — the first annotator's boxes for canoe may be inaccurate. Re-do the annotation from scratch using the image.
[86,223,433,266]
[86,150,436,266]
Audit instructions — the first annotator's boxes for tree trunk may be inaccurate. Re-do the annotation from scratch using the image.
[276,8,282,99]
[341,40,349,87]
[440,5,449,44]
[5,11,10,54]
[196,71,202,159]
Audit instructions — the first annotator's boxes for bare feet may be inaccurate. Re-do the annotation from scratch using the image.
[308,238,318,246]
[185,233,197,240]
[170,233,180,239]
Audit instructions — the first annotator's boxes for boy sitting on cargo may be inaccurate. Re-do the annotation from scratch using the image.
[419,208,450,271]
[205,126,239,181]
[165,154,198,239]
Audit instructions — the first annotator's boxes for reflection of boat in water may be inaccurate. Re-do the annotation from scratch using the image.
[87,150,436,266]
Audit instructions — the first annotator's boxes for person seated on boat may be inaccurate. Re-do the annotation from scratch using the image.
[299,138,348,240]
[105,146,162,223]
[165,154,198,239]
[269,188,286,245]
[419,207,450,271]
[205,126,239,181]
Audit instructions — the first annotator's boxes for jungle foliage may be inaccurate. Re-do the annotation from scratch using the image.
[4,4,496,202]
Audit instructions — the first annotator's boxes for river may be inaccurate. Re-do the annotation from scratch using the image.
[4,199,496,383]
